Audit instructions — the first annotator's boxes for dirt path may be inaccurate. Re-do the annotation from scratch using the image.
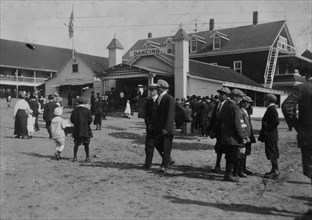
[1,99,311,219]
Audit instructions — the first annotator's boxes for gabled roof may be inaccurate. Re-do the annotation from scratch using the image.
[302,49,312,60]
[123,20,287,60]
[0,39,108,73]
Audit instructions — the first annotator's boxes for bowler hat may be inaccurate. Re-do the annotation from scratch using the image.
[148,83,159,90]
[157,79,169,88]
[217,87,230,95]
[230,89,245,97]
[265,94,277,103]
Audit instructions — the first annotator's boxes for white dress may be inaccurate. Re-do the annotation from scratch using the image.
[124,102,131,114]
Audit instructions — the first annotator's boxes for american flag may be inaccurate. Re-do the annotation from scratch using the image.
[68,10,74,38]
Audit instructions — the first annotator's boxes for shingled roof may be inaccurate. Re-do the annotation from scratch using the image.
[123,21,286,60]
[0,39,108,73]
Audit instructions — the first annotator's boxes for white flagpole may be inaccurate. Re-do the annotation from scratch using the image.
[72,4,75,60]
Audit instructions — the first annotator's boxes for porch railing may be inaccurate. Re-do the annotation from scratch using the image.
[0,75,47,84]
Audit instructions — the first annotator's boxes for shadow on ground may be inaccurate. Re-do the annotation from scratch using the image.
[163,195,302,218]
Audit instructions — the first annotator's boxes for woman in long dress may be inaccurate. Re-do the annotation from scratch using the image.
[124,100,131,119]
[13,91,31,139]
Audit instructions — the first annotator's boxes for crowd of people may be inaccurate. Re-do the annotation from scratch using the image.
[9,73,311,189]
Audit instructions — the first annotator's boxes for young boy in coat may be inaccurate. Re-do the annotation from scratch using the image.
[258,94,280,179]
[70,97,93,162]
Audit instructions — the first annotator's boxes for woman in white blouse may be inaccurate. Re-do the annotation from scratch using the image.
[13,91,31,139]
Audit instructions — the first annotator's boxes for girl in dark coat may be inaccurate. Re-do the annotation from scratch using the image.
[28,95,40,131]
[70,97,93,162]
[13,91,31,139]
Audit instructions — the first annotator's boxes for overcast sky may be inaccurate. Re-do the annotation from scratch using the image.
[1,0,311,57]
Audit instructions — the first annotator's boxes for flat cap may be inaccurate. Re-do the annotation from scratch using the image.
[217,87,230,95]
[265,94,277,103]
[184,101,190,106]
[230,89,245,97]
[242,96,253,103]
[148,83,159,90]
[157,79,169,88]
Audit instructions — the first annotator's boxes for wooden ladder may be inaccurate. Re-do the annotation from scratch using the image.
[264,47,279,88]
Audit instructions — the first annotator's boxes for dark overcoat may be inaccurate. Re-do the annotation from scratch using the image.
[207,100,228,139]
[70,106,93,138]
[200,102,210,121]
[219,100,244,146]
[43,101,58,122]
[144,97,158,137]
[94,100,105,115]
[29,100,40,116]
[154,93,175,136]
[259,105,279,143]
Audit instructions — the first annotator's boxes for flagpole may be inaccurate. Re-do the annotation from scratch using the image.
[72,4,75,60]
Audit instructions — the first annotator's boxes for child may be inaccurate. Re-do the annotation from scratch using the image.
[27,112,36,139]
[70,97,93,162]
[51,107,68,161]
[124,100,131,119]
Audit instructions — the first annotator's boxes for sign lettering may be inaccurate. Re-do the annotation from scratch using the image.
[130,47,167,57]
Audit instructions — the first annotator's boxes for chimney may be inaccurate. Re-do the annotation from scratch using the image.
[209,19,214,31]
[172,28,191,99]
[148,32,152,38]
[253,11,258,25]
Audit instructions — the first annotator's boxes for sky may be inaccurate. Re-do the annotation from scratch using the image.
[1,0,311,57]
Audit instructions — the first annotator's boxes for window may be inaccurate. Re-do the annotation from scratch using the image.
[278,36,288,50]
[233,61,242,74]
[167,42,173,54]
[72,64,78,73]
[213,36,221,50]
[191,39,197,52]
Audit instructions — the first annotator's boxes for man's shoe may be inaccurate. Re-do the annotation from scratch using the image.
[213,164,221,173]
[224,173,239,182]
[243,169,254,175]
[159,166,167,172]
[55,152,60,161]
[72,157,77,162]
[142,164,151,170]
[264,170,280,179]
[169,160,175,165]
[238,171,248,178]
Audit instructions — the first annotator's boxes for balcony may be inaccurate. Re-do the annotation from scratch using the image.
[273,73,306,91]
[277,41,296,54]
[0,75,47,86]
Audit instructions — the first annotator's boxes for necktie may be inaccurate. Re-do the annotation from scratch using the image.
[217,102,222,117]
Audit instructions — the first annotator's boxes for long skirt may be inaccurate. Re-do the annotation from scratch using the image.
[93,114,103,125]
[14,109,28,137]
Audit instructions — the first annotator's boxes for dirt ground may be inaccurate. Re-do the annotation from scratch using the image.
[1,99,311,220]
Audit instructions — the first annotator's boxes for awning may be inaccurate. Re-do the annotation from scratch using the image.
[58,79,94,86]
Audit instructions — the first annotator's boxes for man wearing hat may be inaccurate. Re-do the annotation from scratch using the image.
[143,83,163,169]
[207,87,231,173]
[43,94,58,138]
[154,79,175,172]
[182,101,192,134]
[220,88,246,182]
[282,67,312,198]
[259,93,280,179]
[70,97,93,162]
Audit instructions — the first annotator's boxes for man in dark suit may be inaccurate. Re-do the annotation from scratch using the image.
[207,87,231,173]
[282,69,312,187]
[70,97,93,162]
[258,94,280,179]
[143,84,163,169]
[200,98,210,137]
[43,94,58,138]
[154,79,175,172]
[28,95,40,131]
[220,89,245,182]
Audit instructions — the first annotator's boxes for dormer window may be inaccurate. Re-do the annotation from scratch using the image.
[278,36,288,50]
[191,39,197,52]
[167,42,174,54]
[233,61,242,74]
[213,36,221,50]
